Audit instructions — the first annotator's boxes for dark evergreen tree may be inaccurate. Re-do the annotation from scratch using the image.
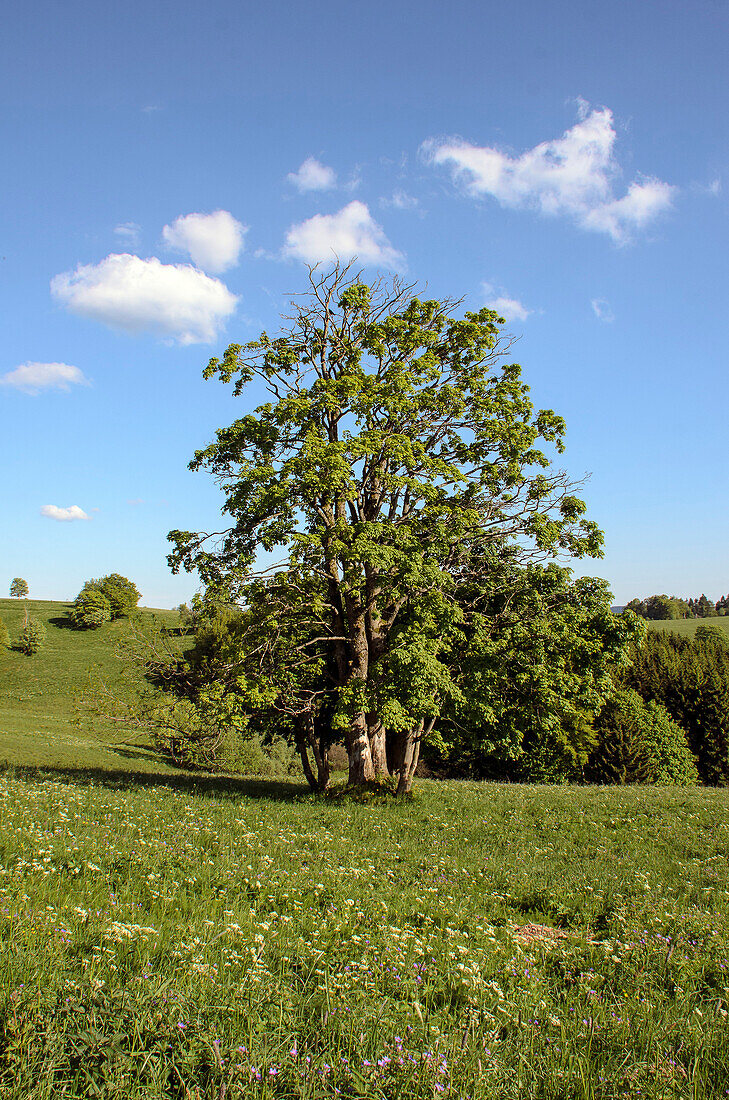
[624,631,729,785]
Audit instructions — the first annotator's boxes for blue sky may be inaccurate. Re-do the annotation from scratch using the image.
[1,0,727,608]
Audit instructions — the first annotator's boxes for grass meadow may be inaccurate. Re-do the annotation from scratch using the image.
[645,617,729,638]
[1,600,728,1098]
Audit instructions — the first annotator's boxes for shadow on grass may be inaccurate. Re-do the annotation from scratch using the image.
[0,760,310,802]
[47,615,78,630]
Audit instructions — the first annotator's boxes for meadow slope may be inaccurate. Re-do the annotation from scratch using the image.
[1,602,729,1097]
[0,598,179,774]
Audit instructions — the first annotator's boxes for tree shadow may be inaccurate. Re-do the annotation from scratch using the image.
[0,760,311,802]
[48,616,77,630]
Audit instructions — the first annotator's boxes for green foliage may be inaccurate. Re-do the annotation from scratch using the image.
[168,266,605,789]
[426,565,642,780]
[69,574,140,629]
[586,688,698,786]
[644,594,692,620]
[149,683,295,775]
[624,630,729,785]
[688,594,715,618]
[9,577,28,598]
[98,573,141,619]
[17,614,46,656]
[70,584,112,629]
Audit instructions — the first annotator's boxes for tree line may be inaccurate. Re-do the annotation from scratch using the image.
[625,593,729,620]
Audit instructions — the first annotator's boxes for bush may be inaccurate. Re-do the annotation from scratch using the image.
[70,586,112,629]
[586,688,698,786]
[150,686,297,775]
[69,574,140,629]
[18,616,46,656]
[99,573,141,619]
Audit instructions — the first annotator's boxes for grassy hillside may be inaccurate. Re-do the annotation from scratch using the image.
[645,615,729,637]
[0,598,180,773]
[1,604,729,1096]
[0,772,727,1098]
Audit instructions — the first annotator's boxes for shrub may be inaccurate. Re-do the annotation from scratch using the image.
[69,574,140,629]
[70,586,112,629]
[18,616,46,656]
[98,573,141,619]
[150,686,297,775]
[586,688,697,786]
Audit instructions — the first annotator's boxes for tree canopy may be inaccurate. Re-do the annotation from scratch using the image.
[169,265,618,791]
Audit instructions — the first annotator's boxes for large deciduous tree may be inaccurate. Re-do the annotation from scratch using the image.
[168,266,605,791]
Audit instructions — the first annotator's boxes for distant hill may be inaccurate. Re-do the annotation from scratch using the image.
[0,598,180,773]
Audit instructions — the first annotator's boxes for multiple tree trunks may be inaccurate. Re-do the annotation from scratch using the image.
[296,712,330,792]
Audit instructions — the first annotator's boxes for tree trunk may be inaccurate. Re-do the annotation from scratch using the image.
[368,714,389,776]
[296,728,317,791]
[347,710,375,785]
[309,725,330,791]
[296,713,330,792]
[343,618,375,786]
[395,717,432,795]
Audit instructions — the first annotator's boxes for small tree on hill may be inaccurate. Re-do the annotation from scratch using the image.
[70,584,112,629]
[10,578,28,599]
[17,608,45,655]
[99,573,141,619]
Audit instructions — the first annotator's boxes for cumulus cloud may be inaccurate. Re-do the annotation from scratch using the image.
[40,505,90,522]
[0,361,88,395]
[287,157,337,192]
[591,297,615,323]
[284,201,404,268]
[162,210,246,273]
[51,253,238,344]
[424,106,675,243]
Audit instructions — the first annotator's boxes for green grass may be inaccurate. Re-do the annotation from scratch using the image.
[2,600,729,1096]
[0,772,727,1098]
[0,598,180,774]
[645,616,729,637]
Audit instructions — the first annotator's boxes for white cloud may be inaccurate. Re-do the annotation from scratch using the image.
[284,201,404,268]
[486,296,531,323]
[381,189,420,211]
[114,222,141,246]
[162,210,246,273]
[424,105,676,243]
[591,297,615,323]
[287,157,337,192]
[51,253,238,345]
[0,361,88,395]
[40,505,90,522]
